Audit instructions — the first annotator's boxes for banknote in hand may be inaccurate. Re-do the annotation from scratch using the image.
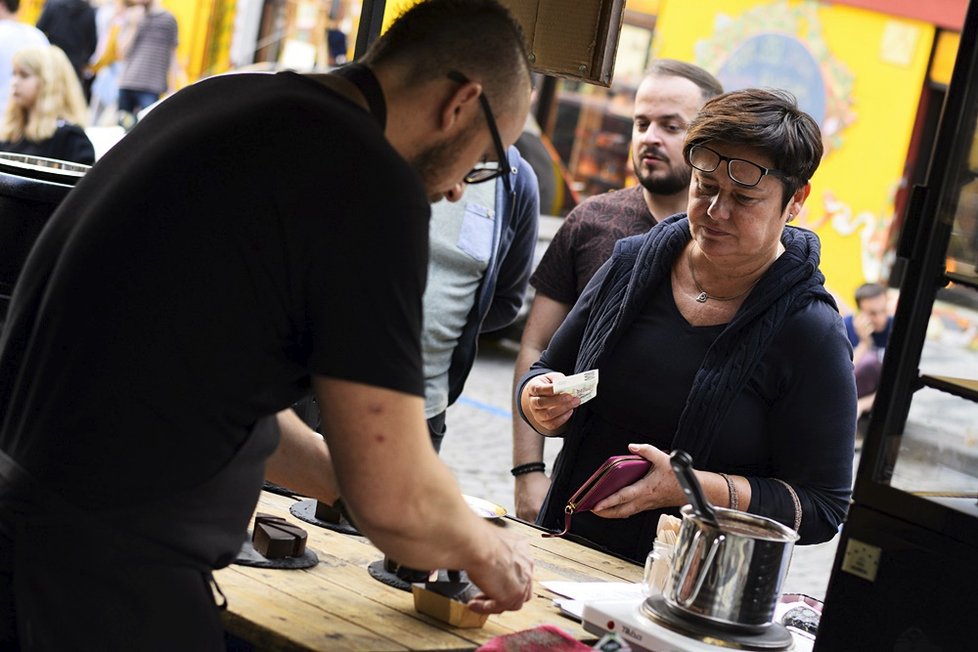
[551,369,599,404]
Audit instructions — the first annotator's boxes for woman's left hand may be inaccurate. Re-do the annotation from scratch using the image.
[591,443,683,518]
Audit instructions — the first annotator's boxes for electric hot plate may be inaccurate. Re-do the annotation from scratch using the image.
[582,597,815,652]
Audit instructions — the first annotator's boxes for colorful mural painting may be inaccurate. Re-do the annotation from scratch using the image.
[655,0,935,308]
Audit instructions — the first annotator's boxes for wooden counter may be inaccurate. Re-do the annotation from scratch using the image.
[216,491,643,651]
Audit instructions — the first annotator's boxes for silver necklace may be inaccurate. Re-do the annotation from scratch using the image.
[687,248,760,303]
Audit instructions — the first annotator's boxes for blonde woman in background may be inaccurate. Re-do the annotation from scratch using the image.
[0,44,95,164]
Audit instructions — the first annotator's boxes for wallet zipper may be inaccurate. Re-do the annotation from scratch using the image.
[565,458,631,514]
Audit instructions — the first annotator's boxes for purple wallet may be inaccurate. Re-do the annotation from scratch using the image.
[544,454,653,538]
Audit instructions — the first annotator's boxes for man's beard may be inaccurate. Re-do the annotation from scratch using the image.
[411,121,481,199]
[633,148,691,196]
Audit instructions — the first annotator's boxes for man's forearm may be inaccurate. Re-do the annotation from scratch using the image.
[314,377,517,572]
[265,408,339,504]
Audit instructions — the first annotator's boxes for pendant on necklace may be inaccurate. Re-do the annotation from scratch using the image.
[696,292,709,303]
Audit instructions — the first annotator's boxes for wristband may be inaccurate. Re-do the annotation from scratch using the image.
[510,462,546,477]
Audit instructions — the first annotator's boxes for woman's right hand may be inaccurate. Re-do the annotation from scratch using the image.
[520,373,580,435]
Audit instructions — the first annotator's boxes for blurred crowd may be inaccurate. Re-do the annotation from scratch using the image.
[0,0,180,164]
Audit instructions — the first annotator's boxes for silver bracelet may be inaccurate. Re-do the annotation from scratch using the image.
[772,478,802,531]
[718,473,738,511]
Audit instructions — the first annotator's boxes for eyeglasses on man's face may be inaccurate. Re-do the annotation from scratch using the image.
[687,144,786,188]
[446,70,513,194]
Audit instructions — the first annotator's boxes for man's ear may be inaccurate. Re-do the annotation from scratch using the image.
[438,80,482,134]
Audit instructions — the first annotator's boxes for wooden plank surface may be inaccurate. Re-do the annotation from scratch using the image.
[215,491,643,651]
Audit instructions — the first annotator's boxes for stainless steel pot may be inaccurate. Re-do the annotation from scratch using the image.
[664,504,799,632]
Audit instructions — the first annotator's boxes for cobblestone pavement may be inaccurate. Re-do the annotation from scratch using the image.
[439,298,978,602]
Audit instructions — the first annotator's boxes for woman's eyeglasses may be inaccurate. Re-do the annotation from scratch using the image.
[688,144,786,188]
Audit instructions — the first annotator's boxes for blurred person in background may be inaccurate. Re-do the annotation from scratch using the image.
[115,0,177,128]
[844,282,893,422]
[0,44,94,164]
[514,110,556,215]
[0,0,49,117]
[86,0,126,125]
[326,15,348,66]
[36,0,98,101]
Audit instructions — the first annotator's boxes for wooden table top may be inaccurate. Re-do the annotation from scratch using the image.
[215,491,643,651]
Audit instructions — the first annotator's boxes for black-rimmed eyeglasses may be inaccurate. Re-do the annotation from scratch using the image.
[447,70,513,195]
[687,144,787,188]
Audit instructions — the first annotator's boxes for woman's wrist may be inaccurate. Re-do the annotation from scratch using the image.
[718,472,739,510]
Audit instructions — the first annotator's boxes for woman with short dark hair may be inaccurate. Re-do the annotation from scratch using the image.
[519,88,855,563]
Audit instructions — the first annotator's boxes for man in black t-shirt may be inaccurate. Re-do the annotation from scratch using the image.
[0,1,533,647]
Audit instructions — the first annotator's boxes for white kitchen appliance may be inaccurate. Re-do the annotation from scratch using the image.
[582,596,816,652]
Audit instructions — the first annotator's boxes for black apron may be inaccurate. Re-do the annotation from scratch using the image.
[0,415,280,651]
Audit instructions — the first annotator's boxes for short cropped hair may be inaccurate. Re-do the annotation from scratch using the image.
[683,88,823,204]
[854,282,887,307]
[647,59,723,103]
[361,0,531,116]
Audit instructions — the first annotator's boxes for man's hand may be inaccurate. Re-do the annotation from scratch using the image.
[515,472,551,522]
[854,312,875,344]
[464,530,534,613]
[314,376,533,614]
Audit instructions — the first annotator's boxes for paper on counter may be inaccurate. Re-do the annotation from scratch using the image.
[551,369,599,404]
[541,581,644,622]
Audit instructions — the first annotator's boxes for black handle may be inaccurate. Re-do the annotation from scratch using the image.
[670,450,719,527]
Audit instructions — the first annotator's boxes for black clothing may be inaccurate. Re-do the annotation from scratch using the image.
[327,28,348,64]
[333,63,386,128]
[0,71,429,643]
[0,120,95,164]
[522,215,856,561]
[426,410,447,453]
[36,0,98,82]
[514,130,555,214]
[1,70,427,506]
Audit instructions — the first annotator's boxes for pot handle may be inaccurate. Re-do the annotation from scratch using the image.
[676,532,725,609]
